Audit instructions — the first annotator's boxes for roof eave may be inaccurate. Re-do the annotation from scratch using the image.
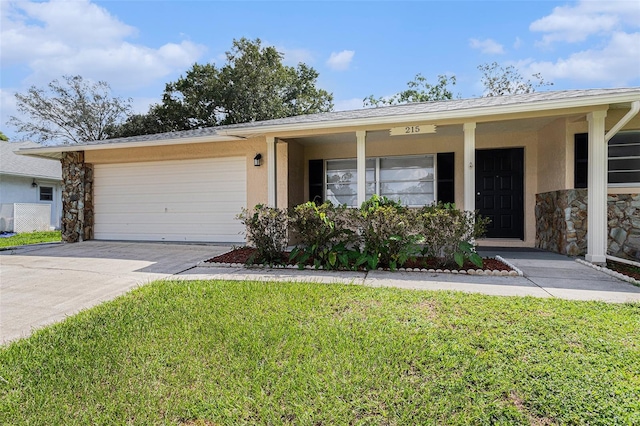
[218,91,640,137]
[15,134,244,159]
[0,171,62,180]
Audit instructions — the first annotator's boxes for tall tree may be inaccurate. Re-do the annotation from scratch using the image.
[8,75,131,145]
[363,74,457,107]
[478,62,552,97]
[111,38,333,138]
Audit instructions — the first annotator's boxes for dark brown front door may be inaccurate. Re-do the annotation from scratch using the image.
[475,148,524,239]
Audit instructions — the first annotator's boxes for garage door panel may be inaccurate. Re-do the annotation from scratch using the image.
[95,211,242,225]
[95,231,242,242]
[94,189,246,204]
[94,157,246,243]
[96,170,245,187]
[95,201,244,215]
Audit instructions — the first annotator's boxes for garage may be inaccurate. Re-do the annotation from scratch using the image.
[93,157,246,243]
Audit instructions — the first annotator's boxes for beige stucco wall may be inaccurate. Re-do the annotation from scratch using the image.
[286,140,305,208]
[537,118,570,194]
[84,138,273,211]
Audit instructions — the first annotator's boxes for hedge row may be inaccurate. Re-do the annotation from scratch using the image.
[237,195,489,270]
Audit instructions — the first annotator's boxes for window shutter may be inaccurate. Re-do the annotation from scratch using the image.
[308,159,324,204]
[574,133,588,189]
[436,152,455,204]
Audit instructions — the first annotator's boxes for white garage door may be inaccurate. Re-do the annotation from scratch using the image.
[93,157,246,243]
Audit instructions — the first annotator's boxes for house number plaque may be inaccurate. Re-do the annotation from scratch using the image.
[389,124,436,136]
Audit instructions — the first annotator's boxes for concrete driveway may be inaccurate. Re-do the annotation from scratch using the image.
[0,241,230,344]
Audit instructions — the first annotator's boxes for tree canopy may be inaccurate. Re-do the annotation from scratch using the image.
[8,75,131,145]
[0,131,8,142]
[364,63,553,107]
[478,62,553,97]
[363,74,457,107]
[110,38,334,138]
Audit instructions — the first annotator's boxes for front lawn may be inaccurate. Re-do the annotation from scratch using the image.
[1,280,638,425]
[0,230,61,248]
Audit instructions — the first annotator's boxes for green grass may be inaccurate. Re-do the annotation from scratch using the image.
[0,230,61,248]
[1,281,638,425]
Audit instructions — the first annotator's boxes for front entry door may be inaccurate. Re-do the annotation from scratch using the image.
[475,148,524,239]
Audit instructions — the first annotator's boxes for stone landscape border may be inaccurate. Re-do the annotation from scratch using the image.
[199,257,523,277]
[576,258,640,286]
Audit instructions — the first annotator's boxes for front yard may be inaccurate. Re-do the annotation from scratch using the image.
[1,280,638,425]
[0,230,61,248]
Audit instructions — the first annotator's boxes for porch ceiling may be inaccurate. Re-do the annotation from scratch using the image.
[285,115,580,146]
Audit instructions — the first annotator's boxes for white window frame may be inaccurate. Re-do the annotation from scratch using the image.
[325,154,437,207]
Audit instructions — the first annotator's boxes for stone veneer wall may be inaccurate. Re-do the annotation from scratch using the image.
[536,189,640,261]
[608,194,640,261]
[535,189,588,256]
[61,151,93,243]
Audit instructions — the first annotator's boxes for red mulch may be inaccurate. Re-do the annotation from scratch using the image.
[607,260,640,281]
[206,247,513,272]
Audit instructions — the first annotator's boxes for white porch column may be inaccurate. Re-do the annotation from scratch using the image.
[586,110,608,264]
[267,136,277,207]
[463,122,476,212]
[356,130,366,207]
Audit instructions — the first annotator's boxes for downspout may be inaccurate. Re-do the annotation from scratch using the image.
[605,100,640,142]
[603,100,640,267]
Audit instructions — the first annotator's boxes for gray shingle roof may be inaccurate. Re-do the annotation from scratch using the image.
[0,141,62,179]
[26,87,640,148]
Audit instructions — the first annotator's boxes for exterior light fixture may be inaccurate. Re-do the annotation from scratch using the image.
[254,153,262,167]
[32,179,37,188]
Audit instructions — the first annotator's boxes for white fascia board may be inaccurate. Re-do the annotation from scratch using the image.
[0,172,62,180]
[15,134,243,160]
[218,92,640,136]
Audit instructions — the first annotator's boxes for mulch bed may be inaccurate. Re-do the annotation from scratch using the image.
[607,260,640,282]
[206,247,513,272]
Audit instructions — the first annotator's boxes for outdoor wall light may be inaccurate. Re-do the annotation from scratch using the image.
[254,153,262,167]
[32,179,37,188]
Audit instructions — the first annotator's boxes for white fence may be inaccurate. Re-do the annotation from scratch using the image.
[0,203,51,233]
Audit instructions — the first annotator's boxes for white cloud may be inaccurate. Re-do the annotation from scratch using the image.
[530,1,640,45]
[513,37,523,50]
[469,38,505,55]
[326,50,355,71]
[521,31,640,86]
[0,0,206,89]
[278,47,315,66]
[334,98,364,111]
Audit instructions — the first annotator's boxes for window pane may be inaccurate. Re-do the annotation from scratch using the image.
[39,187,53,201]
[608,131,640,185]
[379,155,434,206]
[609,171,640,184]
[326,159,375,206]
[609,158,640,171]
[609,144,640,158]
[380,156,434,181]
[608,132,640,145]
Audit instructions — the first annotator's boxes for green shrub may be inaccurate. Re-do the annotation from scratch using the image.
[236,204,288,266]
[288,202,359,269]
[358,195,421,270]
[417,203,488,268]
[236,199,490,271]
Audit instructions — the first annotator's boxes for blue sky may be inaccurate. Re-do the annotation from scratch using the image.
[1,0,639,141]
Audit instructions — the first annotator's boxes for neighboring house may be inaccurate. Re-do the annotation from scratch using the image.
[0,141,62,230]
[18,88,640,262]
